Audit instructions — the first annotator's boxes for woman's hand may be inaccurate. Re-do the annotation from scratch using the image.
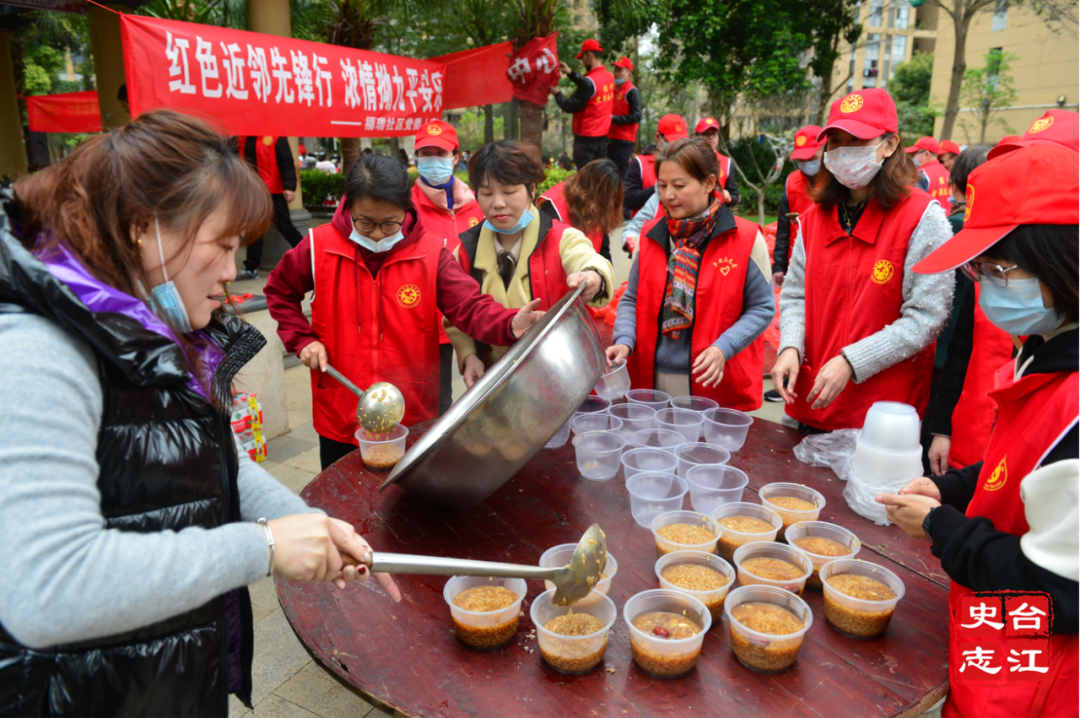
[266,514,343,583]
[299,341,328,372]
[462,354,486,389]
[722,189,732,204]
[692,346,726,388]
[898,476,942,501]
[770,347,801,404]
[928,436,951,476]
[874,493,940,540]
[807,354,853,410]
[326,518,401,601]
[567,270,602,302]
[511,298,545,338]
[606,344,630,372]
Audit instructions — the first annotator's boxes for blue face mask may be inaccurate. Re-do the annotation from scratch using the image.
[797,159,821,176]
[349,226,405,253]
[484,208,535,235]
[979,276,1063,336]
[148,217,193,333]
[416,156,454,185]
[614,77,627,86]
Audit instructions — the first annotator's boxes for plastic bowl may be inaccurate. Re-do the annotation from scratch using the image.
[544,419,571,449]
[355,425,409,472]
[531,590,617,674]
[626,389,673,412]
[785,521,862,590]
[570,413,623,436]
[820,559,906,639]
[443,576,526,651]
[853,436,924,481]
[861,401,921,452]
[713,502,783,561]
[631,428,686,452]
[593,360,631,401]
[539,544,618,596]
[623,589,712,679]
[702,408,754,451]
[725,585,813,673]
[575,395,613,416]
[654,408,705,443]
[608,403,657,443]
[674,443,731,479]
[733,541,814,596]
[651,510,719,558]
[622,448,679,482]
[627,473,690,528]
[655,550,735,622]
[572,431,626,481]
[759,482,826,540]
[670,395,720,412]
[685,464,748,516]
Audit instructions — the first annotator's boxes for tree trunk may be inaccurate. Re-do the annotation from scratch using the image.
[483,104,494,144]
[941,6,970,140]
[504,100,521,140]
[519,100,544,152]
[817,76,835,126]
[341,137,361,176]
[757,190,766,227]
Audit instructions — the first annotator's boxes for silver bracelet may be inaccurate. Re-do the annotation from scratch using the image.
[257,518,275,577]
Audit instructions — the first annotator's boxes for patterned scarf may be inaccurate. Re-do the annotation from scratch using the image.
[661,195,722,339]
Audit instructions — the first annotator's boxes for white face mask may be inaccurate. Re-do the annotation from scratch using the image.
[823,140,887,190]
[349,227,405,253]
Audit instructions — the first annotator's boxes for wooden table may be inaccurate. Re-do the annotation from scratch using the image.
[279,420,950,717]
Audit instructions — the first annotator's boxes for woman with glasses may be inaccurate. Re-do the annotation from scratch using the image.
[265,155,544,469]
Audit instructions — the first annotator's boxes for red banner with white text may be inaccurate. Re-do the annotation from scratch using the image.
[507,34,559,107]
[120,14,445,137]
[430,42,514,110]
[26,90,102,133]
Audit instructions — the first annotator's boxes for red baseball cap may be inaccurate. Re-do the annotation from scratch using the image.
[939,140,961,156]
[657,114,689,141]
[905,136,942,155]
[791,125,824,160]
[987,110,1080,159]
[913,143,1080,274]
[414,120,458,152]
[817,89,898,141]
[576,38,603,59]
[695,117,720,134]
[612,57,634,71]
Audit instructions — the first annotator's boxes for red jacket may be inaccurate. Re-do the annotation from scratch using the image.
[537,182,605,255]
[921,159,952,203]
[608,81,638,142]
[573,66,615,138]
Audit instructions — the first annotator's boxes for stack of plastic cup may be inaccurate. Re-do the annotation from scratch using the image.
[853,402,923,482]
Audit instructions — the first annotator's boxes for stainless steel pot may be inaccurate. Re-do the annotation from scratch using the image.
[381,286,605,510]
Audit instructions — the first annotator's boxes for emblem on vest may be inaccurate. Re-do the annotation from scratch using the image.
[262,136,274,145]
[1029,116,1053,133]
[840,94,864,113]
[468,217,480,227]
[712,257,739,276]
[871,259,894,284]
[397,284,421,307]
[984,455,1008,491]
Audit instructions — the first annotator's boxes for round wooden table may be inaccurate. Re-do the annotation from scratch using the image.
[279,419,950,717]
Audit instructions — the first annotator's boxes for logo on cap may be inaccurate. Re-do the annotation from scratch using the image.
[872,259,894,284]
[705,117,716,124]
[795,135,807,147]
[984,455,1007,491]
[964,183,974,222]
[427,124,442,136]
[1029,116,1054,134]
[840,94,864,114]
[675,122,683,132]
[397,284,421,307]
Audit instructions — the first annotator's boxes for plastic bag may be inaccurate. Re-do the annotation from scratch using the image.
[793,429,860,478]
[844,475,897,526]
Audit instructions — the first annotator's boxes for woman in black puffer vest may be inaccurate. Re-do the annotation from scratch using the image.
[0,111,399,717]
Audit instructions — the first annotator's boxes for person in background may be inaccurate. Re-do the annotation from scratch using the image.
[538,158,624,263]
[552,38,615,170]
[557,151,573,171]
[117,83,129,115]
[987,109,1079,161]
[693,117,739,206]
[606,57,642,178]
[879,143,1078,718]
[772,124,825,286]
[398,148,410,168]
[772,89,954,432]
[608,137,774,407]
[265,155,543,469]
[907,136,952,202]
[623,113,689,216]
[235,135,304,280]
[315,154,337,173]
[938,139,961,172]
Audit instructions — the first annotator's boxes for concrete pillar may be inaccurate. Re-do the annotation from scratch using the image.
[0,30,28,177]
[87,4,132,128]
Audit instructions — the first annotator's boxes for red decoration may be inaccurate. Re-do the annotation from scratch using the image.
[26,91,102,134]
[430,42,514,110]
[506,34,559,107]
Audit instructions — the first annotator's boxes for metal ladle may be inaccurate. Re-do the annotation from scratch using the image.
[325,364,405,435]
[342,524,608,605]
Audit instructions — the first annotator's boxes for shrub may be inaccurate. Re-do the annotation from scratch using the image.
[300,170,345,211]
[537,167,575,195]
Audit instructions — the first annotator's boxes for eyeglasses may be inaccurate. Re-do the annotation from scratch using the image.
[351,216,404,235]
[961,260,1021,288]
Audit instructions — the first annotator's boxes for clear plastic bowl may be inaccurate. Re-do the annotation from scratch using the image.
[530,589,617,674]
[593,360,631,401]
[622,448,679,482]
[759,482,826,540]
[544,419,571,449]
[725,585,813,673]
[575,395,613,415]
[631,428,686,452]
[861,401,921,452]
[651,510,719,558]
[655,550,735,622]
[654,408,705,443]
[853,436,924,481]
[354,425,409,472]
[674,442,731,478]
[572,430,626,481]
[820,558,906,639]
[570,412,624,436]
[443,576,526,651]
[626,389,673,412]
[539,544,618,596]
[670,395,720,412]
[626,473,690,528]
[713,502,783,561]
[733,541,814,595]
[623,589,712,679]
[702,408,754,451]
[685,464,748,516]
[608,403,657,443]
[785,521,862,590]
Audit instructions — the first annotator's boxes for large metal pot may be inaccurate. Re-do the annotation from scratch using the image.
[381,287,605,510]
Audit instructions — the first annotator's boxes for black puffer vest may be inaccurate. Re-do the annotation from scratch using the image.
[0,204,264,716]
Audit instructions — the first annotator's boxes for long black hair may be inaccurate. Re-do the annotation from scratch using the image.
[986,224,1079,325]
[344,154,413,209]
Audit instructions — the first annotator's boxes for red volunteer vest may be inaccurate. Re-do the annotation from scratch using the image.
[786,191,936,431]
[631,155,658,219]
[712,150,731,191]
[538,183,605,254]
[607,82,638,142]
[309,223,441,443]
[785,170,818,218]
[526,221,575,311]
[948,284,1017,467]
[627,213,765,411]
[921,159,952,203]
[572,66,615,138]
[944,362,1079,718]
[237,135,284,194]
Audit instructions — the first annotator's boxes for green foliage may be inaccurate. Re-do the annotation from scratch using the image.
[888,52,933,106]
[958,50,1020,144]
[896,102,938,141]
[300,170,346,210]
[537,167,575,195]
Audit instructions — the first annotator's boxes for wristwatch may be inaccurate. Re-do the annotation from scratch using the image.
[584,268,607,298]
[922,506,938,541]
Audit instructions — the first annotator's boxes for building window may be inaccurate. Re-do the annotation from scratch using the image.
[895,4,910,29]
[863,34,881,88]
[868,0,884,27]
[992,0,1008,31]
[891,35,908,76]
[988,47,1003,88]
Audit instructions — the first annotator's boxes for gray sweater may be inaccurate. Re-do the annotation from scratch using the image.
[0,312,319,649]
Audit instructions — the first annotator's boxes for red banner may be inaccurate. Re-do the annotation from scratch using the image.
[26,90,102,133]
[430,42,514,110]
[120,14,445,137]
[507,35,559,107]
